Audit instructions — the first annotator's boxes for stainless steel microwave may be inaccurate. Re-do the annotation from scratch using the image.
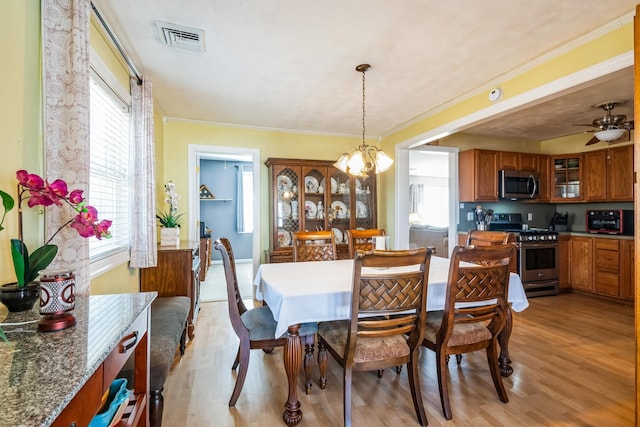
[498,169,540,200]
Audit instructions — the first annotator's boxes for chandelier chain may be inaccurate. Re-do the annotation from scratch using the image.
[362,68,366,146]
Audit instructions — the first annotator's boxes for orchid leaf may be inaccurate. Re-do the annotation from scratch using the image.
[26,244,58,284]
[0,189,14,232]
[10,239,28,287]
[0,328,8,345]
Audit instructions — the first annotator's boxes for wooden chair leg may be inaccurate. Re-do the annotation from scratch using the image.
[318,340,328,390]
[179,324,187,355]
[149,387,164,427]
[486,342,509,403]
[407,358,428,426]
[436,349,453,420]
[231,345,240,370]
[229,340,250,407]
[344,367,353,427]
[303,334,315,394]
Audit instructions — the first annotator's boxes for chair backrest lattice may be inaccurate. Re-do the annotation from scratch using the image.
[444,244,516,334]
[351,248,432,342]
[292,230,337,262]
[346,228,386,258]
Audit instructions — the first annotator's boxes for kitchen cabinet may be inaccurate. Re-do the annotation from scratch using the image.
[566,235,634,302]
[620,239,634,300]
[265,158,377,263]
[558,234,570,291]
[569,236,593,292]
[593,238,620,297]
[550,154,583,202]
[583,145,633,202]
[536,155,551,202]
[140,241,201,340]
[498,151,539,171]
[459,149,498,202]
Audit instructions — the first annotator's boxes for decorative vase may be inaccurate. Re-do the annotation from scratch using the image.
[0,282,40,312]
[160,227,180,246]
[37,269,76,332]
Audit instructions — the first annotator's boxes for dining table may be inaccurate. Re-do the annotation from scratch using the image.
[253,255,529,426]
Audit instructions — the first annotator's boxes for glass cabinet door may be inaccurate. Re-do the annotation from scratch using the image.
[301,166,327,233]
[354,174,375,229]
[274,167,299,249]
[552,155,581,200]
[328,169,350,244]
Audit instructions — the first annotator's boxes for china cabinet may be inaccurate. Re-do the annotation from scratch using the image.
[265,158,377,263]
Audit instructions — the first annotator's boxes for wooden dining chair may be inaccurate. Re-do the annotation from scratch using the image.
[422,244,517,420]
[317,248,433,427]
[292,230,337,262]
[466,230,514,246]
[345,228,385,258]
[213,237,318,406]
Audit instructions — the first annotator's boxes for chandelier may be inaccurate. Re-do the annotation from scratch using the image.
[334,64,393,177]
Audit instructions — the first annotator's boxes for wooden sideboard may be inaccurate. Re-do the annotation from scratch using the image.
[0,293,155,427]
[140,241,201,340]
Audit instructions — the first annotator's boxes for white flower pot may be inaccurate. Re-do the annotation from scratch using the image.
[160,227,180,246]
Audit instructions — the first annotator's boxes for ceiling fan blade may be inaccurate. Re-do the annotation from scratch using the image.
[585,136,600,146]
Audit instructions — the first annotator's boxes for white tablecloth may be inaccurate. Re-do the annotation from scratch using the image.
[254,256,529,338]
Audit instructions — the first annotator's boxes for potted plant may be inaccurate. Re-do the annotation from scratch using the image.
[157,180,183,246]
[0,170,112,312]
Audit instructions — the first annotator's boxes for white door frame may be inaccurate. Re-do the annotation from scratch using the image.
[187,144,261,276]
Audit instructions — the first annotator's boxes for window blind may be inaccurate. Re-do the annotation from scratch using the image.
[89,73,131,263]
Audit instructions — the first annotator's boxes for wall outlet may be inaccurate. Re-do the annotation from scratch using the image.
[467,212,474,221]
[527,213,533,221]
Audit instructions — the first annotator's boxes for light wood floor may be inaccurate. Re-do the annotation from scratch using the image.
[162,293,634,427]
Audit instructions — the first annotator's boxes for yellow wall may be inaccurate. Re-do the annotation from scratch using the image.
[162,121,361,256]
[379,20,634,236]
[0,1,42,284]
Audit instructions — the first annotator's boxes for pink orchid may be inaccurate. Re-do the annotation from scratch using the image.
[16,170,45,190]
[69,189,84,204]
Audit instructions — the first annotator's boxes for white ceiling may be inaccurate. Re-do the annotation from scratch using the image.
[92,0,636,142]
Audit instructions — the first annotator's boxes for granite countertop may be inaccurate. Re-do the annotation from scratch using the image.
[0,292,156,427]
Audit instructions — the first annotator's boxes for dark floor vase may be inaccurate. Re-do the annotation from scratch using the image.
[0,282,40,312]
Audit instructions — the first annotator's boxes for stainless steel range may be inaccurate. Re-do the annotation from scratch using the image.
[489,213,559,297]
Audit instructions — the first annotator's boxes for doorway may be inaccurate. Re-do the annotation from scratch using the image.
[187,144,260,300]
[400,146,458,256]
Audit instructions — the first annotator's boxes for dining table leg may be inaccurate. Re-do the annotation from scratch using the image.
[283,323,303,426]
[498,305,513,377]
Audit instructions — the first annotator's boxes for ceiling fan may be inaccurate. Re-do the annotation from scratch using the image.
[574,101,634,146]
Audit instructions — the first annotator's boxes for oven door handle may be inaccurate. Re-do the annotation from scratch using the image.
[520,241,558,248]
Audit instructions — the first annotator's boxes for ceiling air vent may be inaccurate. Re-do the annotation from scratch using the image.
[155,21,205,52]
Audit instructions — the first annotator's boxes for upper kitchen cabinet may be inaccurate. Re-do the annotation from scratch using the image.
[265,158,377,263]
[459,149,498,202]
[537,155,551,202]
[498,152,539,172]
[550,154,583,202]
[583,145,634,202]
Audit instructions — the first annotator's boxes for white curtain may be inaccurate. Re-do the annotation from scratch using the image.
[409,183,425,224]
[236,165,245,233]
[42,0,91,294]
[129,76,157,268]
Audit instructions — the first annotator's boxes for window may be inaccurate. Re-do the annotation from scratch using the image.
[241,168,254,233]
[88,70,131,275]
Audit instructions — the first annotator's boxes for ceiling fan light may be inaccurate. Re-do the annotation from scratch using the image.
[594,128,626,142]
[375,150,393,173]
